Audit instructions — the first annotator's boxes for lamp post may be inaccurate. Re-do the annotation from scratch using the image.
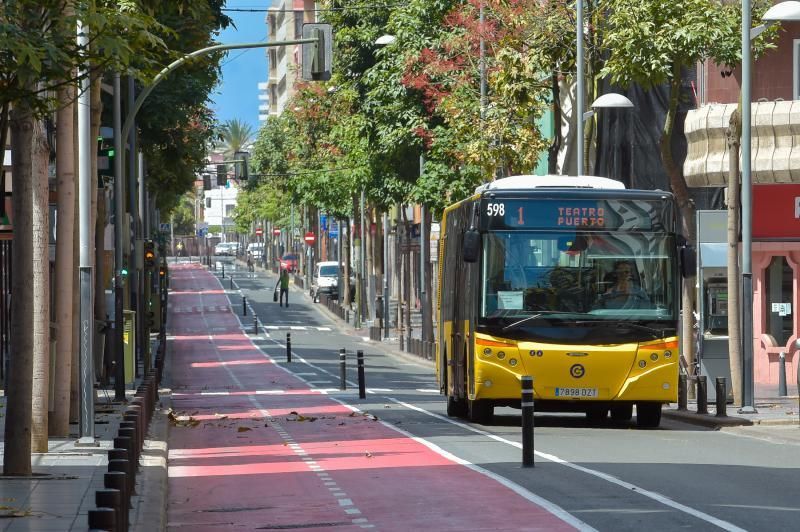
[740,0,800,412]
[576,0,585,176]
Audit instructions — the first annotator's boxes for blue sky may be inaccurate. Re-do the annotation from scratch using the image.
[210,1,272,133]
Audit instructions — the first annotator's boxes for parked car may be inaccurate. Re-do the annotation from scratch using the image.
[214,242,239,256]
[310,261,340,303]
[279,253,298,273]
[247,242,264,260]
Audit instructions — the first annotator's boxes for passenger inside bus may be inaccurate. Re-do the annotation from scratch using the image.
[595,260,651,309]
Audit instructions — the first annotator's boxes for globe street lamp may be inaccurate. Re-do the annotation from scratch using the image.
[740,0,800,412]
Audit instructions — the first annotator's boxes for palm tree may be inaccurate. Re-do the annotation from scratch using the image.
[219,118,254,158]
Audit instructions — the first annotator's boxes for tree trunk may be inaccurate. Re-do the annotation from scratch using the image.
[91,75,104,383]
[422,207,434,343]
[726,109,743,406]
[342,217,351,307]
[31,118,51,453]
[548,70,562,174]
[4,94,35,476]
[660,61,698,369]
[51,85,77,437]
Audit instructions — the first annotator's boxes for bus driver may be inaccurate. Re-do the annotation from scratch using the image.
[597,260,650,309]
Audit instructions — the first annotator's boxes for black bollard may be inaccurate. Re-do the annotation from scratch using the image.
[108,458,134,498]
[222,263,225,278]
[696,375,708,415]
[357,350,366,399]
[678,374,688,411]
[88,508,116,531]
[95,489,121,532]
[778,352,787,396]
[339,349,346,391]
[118,426,138,464]
[286,333,292,363]
[521,375,534,468]
[253,315,258,335]
[104,471,129,527]
[399,333,404,351]
[113,436,135,473]
[715,377,727,417]
[230,276,234,290]
[243,296,247,316]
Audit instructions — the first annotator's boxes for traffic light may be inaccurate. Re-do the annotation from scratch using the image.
[143,240,155,269]
[234,151,249,180]
[217,164,227,187]
[302,23,333,81]
[203,173,212,190]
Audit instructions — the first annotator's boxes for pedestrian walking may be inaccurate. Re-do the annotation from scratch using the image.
[247,252,254,272]
[277,268,290,307]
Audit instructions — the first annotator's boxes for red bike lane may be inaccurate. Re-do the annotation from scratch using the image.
[166,263,578,531]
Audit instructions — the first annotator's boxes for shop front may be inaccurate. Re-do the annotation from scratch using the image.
[752,184,800,396]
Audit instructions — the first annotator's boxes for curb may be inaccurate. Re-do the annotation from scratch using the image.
[663,409,799,428]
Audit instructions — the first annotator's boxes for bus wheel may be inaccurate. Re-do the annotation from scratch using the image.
[467,399,493,425]
[610,404,633,422]
[446,396,467,418]
[636,402,662,428]
[586,405,608,426]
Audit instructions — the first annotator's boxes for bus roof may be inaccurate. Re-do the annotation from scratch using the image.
[475,174,625,193]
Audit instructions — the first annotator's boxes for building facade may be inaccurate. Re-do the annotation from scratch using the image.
[684,17,800,395]
[266,0,317,116]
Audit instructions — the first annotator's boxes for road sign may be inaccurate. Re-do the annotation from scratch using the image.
[304,231,316,244]
[255,227,263,236]
[197,227,208,237]
[328,221,338,238]
[273,228,281,236]
[159,223,170,232]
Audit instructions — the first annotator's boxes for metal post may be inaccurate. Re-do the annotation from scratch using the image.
[357,350,366,399]
[221,263,225,278]
[521,376,534,468]
[740,0,756,413]
[576,0,585,176]
[242,296,247,316]
[678,374,688,411]
[383,212,390,339]
[778,351,787,396]
[253,315,258,335]
[230,276,234,290]
[286,333,291,363]
[715,377,728,417]
[77,19,96,445]
[339,348,346,391]
[696,375,708,415]
[360,188,366,322]
[112,75,126,402]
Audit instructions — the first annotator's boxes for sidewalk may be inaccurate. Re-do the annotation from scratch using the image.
[0,387,167,531]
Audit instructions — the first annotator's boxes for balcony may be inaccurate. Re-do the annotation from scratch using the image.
[684,101,800,187]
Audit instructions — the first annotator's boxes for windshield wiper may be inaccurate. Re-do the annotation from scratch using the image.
[502,311,583,332]
[574,319,665,339]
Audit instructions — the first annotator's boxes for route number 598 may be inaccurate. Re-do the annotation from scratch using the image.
[486,203,505,217]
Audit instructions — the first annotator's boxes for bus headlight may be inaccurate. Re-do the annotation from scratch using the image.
[664,350,672,358]
[509,358,518,367]
[638,360,647,368]
[650,353,659,361]
[483,348,492,356]
[497,351,506,359]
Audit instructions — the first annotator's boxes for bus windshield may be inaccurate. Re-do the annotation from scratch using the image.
[480,231,677,326]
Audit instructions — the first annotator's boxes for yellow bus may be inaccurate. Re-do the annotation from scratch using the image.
[436,175,694,428]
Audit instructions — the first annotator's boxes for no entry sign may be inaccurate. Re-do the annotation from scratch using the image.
[304,231,316,244]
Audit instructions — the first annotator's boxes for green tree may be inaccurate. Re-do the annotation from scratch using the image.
[219,118,255,157]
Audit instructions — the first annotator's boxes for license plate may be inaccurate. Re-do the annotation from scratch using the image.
[554,387,598,398]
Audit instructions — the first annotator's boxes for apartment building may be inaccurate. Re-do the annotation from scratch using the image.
[266,0,317,116]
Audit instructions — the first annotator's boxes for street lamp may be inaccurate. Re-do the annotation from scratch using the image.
[740,0,800,412]
[584,93,635,185]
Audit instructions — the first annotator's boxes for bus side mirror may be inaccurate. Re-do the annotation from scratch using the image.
[680,245,696,278]
[463,229,480,263]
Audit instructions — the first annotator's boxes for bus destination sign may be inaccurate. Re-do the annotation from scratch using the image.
[480,198,671,232]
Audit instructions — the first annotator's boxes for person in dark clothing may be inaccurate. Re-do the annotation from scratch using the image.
[278,269,290,307]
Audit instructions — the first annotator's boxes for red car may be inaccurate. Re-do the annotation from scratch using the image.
[279,254,298,273]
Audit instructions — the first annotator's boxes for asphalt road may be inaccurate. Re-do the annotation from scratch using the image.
[215,258,800,532]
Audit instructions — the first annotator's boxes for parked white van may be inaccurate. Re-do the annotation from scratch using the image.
[311,261,340,303]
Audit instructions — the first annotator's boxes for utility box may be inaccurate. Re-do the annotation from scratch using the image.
[123,310,136,385]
